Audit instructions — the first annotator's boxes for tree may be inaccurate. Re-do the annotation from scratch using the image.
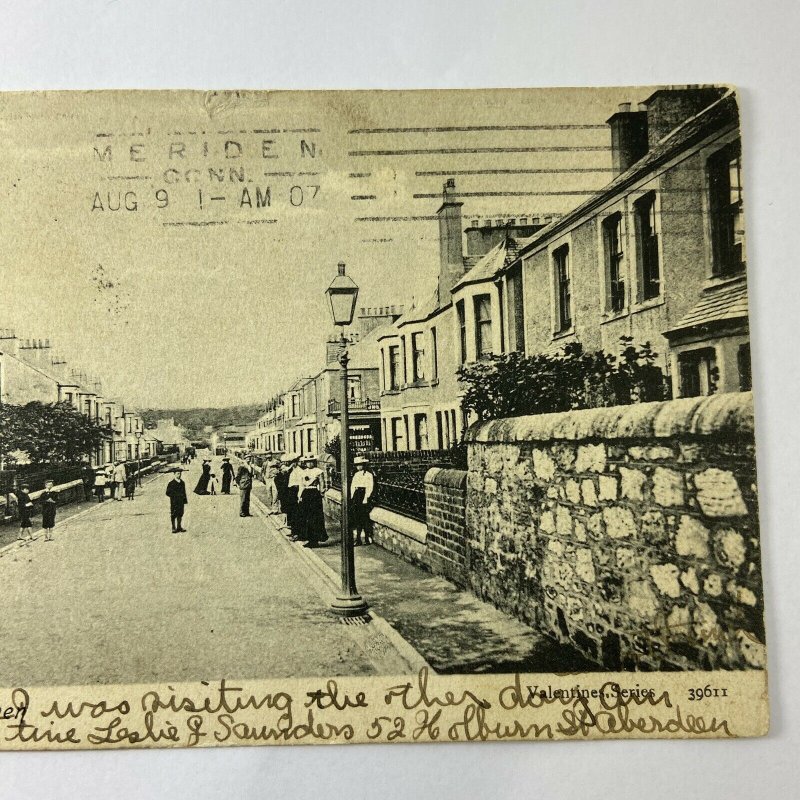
[458,338,670,423]
[0,401,107,465]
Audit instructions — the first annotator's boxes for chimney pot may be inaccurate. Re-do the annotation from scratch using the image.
[619,102,632,113]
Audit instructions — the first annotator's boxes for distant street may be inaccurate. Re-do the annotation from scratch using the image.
[0,459,381,686]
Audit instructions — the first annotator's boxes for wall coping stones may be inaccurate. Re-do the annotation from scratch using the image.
[466,392,753,444]
[325,488,428,544]
[424,467,468,490]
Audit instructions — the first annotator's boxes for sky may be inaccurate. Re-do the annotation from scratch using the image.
[0,86,658,409]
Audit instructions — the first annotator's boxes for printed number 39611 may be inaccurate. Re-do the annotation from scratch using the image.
[688,685,729,701]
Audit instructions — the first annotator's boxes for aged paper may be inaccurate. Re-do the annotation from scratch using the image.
[0,87,767,748]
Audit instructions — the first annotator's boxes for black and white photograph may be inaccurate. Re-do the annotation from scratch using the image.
[0,83,768,749]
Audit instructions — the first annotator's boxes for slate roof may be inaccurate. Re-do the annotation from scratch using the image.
[452,234,533,291]
[514,91,740,264]
[664,279,749,337]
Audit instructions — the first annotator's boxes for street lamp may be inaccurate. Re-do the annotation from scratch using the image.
[136,431,143,487]
[325,262,369,619]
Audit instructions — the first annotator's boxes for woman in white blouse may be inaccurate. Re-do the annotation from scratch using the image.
[349,455,375,545]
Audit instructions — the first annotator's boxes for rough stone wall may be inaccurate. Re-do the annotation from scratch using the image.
[423,468,468,585]
[465,392,765,671]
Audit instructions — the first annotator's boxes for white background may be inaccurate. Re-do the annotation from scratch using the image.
[1,1,798,797]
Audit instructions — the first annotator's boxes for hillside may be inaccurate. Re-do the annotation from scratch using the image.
[140,403,264,439]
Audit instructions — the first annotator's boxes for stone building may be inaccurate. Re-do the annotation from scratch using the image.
[504,87,749,398]
[377,180,546,451]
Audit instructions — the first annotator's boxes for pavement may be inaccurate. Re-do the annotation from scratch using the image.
[249,480,599,675]
[0,457,421,687]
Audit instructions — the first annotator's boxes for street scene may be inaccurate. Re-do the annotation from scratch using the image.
[0,85,764,691]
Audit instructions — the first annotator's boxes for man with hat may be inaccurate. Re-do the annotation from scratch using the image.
[350,455,375,545]
[220,457,235,495]
[235,461,254,517]
[165,467,188,533]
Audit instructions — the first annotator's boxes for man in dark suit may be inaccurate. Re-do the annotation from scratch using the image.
[236,463,253,517]
[166,468,188,532]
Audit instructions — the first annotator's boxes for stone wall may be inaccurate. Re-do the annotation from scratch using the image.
[424,467,468,585]
[465,392,764,671]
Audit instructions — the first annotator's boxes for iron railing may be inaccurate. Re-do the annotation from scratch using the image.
[327,397,381,415]
[329,467,427,522]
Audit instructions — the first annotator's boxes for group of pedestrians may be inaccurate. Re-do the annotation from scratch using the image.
[263,453,374,548]
[163,450,376,546]
[165,454,256,532]
[82,461,137,503]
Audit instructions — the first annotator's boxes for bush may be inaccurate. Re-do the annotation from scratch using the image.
[458,338,670,423]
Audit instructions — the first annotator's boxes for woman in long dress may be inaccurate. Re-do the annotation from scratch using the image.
[194,459,212,495]
[297,456,328,547]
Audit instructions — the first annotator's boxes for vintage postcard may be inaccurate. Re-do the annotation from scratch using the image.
[0,86,767,749]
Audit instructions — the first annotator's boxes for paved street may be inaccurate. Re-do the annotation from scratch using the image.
[0,459,386,686]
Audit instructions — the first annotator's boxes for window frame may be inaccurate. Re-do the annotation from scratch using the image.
[473,293,493,360]
[603,211,626,313]
[552,243,572,334]
[708,140,745,278]
[634,191,661,302]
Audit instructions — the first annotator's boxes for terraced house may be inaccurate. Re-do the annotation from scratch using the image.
[378,85,749,454]
[504,86,749,398]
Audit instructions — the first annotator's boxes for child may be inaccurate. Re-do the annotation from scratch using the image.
[208,472,219,496]
[125,468,136,500]
[95,468,107,502]
[17,484,34,543]
[40,480,58,541]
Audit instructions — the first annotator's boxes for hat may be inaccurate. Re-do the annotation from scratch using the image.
[281,453,298,463]
[354,455,369,465]
[222,457,230,461]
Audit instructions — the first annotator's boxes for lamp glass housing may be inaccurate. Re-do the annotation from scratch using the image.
[325,263,359,327]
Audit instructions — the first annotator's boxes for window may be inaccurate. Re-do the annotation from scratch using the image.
[474,294,493,358]
[553,245,572,332]
[307,428,315,455]
[737,343,752,391]
[505,263,526,353]
[347,374,362,401]
[430,327,439,381]
[400,336,408,384]
[290,394,300,417]
[456,300,467,363]
[678,348,718,398]
[436,411,445,449]
[388,345,401,390]
[635,193,660,301]
[391,417,405,451]
[709,141,745,277]
[603,213,626,312]
[411,332,425,382]
[414,414,429,449]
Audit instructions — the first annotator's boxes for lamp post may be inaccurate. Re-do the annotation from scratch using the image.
[325,262,369,619]
[136,431,143,487]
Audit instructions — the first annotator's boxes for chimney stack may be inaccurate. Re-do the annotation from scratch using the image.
[642,86,726,148]
[436,178,465,307]
[0,328,18,356]
[607,102,649,177]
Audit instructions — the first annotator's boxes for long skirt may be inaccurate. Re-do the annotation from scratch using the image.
[285,486,301,538]
[299,488,327,544]
[194,473,210,495]
[42,503,56,529]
